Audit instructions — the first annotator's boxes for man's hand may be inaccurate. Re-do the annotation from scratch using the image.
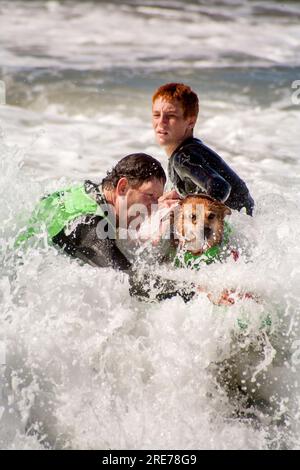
[197,287,235,306]
[137,190,180,245]
[158,189,181,209]
[198,288,260,306]
[210,289,235,306]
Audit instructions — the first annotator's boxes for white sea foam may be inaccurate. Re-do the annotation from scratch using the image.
[1,0,300,450]
[1,134,300,449]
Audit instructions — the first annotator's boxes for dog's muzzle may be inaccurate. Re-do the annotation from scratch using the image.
[182,225,215,255]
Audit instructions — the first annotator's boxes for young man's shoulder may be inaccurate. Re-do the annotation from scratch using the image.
[173,137,202,155]
[172,137,222,165]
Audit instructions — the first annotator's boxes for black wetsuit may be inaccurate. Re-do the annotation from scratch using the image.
[169,137,254,215]
[52,181,131,271]
[52,181,194,302]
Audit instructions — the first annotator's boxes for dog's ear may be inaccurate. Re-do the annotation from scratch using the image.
[223,205,231,216]
[210,200,231,216]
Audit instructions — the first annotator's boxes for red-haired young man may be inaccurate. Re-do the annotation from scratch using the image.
[152,83,254,215]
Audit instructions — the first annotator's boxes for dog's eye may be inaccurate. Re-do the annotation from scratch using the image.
[208,213,216,220]
[191,214,197,223]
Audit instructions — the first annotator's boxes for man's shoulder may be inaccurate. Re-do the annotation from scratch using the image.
[84,180,106,204]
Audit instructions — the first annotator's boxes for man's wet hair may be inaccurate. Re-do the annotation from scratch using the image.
[102,153,166,190]
[152,82,199,119]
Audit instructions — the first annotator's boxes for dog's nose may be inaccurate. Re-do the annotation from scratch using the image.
[204,226,212,240]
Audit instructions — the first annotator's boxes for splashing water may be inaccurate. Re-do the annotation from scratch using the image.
[0,138,300,450]
[1,0,300,450]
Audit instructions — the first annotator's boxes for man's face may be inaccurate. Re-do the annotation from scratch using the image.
[117,177,165,228]
[152,97,196,150]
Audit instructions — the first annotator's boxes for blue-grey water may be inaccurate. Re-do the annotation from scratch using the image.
[0,0,300,449]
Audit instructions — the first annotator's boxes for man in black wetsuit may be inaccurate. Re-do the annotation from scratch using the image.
[17,153,166,270]
[17,153,194,301]
[152,82,254,215]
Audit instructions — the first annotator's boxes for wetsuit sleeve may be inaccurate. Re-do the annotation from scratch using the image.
[173,151,231,202]
[128,269,196,303]
[52,216,131,271]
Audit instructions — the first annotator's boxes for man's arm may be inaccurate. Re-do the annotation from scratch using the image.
[52,216,131,271]
[53,216,196,302]
[128,268,196,303]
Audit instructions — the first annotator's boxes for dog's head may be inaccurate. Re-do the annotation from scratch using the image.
[174,194,231,255]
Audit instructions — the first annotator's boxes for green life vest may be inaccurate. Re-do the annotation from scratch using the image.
[15,184,105,246]
[174,220,233,269]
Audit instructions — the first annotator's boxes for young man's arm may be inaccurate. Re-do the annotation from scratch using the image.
[173,151,231,202]
[172,142,254,215]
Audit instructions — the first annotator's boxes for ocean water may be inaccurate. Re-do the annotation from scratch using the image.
[1,0,300,449]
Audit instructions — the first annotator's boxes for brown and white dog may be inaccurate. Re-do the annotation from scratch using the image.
[138,193,233,259]
[138,193,254,305]
[175,195,256,304]
[173,194,232,256]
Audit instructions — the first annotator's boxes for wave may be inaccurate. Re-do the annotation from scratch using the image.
[1,0,300,72]
[1,141,300,449]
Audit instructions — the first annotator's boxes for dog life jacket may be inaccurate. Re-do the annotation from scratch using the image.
[15,183,107,246]
[174,221,238,269]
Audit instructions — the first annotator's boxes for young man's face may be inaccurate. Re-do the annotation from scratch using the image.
[152,97,196,153]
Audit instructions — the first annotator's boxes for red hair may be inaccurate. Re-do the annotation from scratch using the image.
[152,83,199,119]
